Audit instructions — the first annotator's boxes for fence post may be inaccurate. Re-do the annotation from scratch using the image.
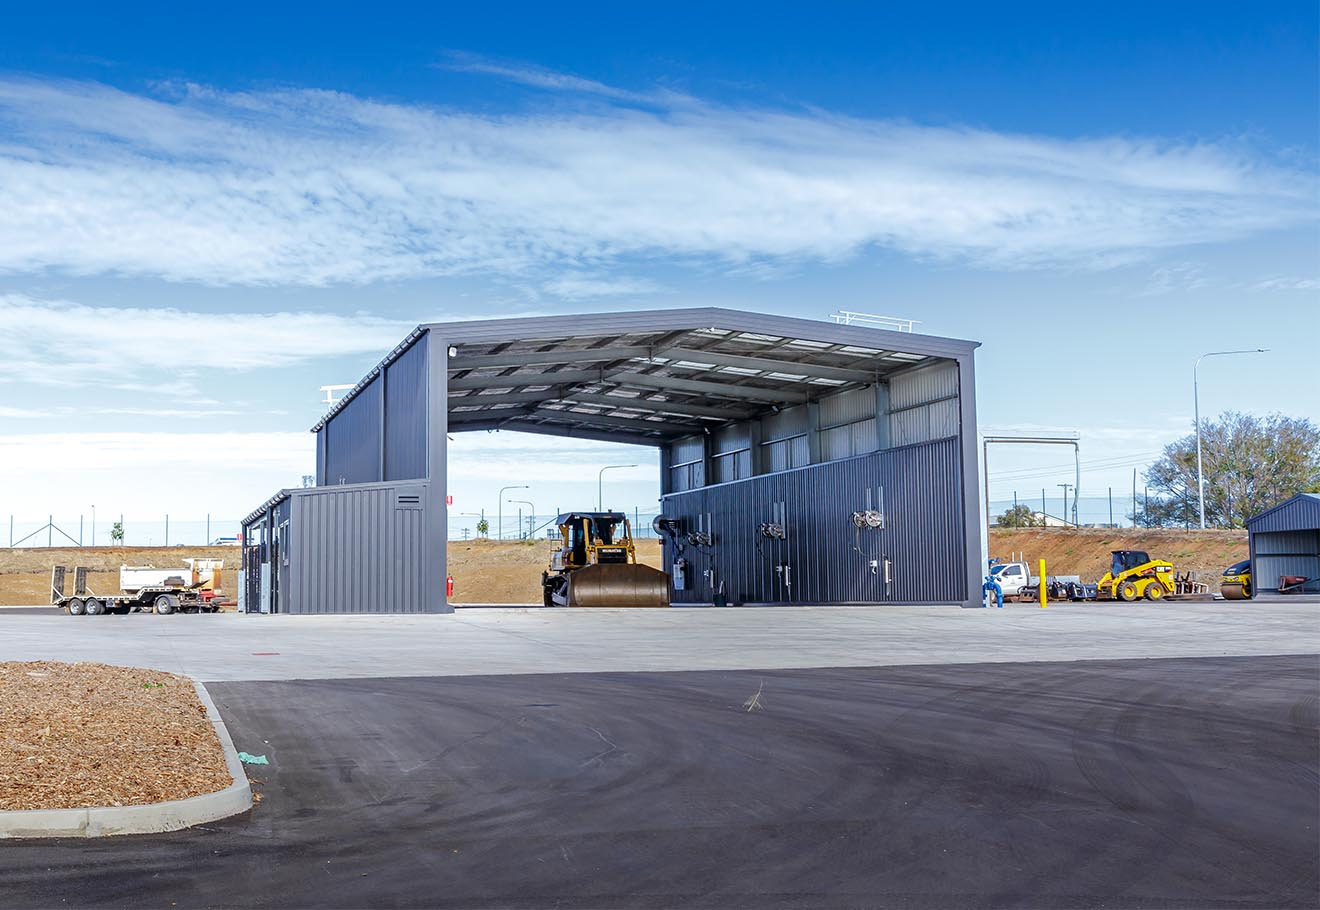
[165,514,169,547]
[206,514,211,545]
[80,515,84,546]
[9,515,12,547]
[1108,488,1113,527]
[48,515,52,548]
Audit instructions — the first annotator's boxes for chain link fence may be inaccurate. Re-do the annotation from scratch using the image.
[5,515,243,548]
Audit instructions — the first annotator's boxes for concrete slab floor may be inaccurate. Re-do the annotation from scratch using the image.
[1,601,1317,681]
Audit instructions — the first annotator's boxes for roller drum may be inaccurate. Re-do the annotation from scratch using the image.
[567,564,670,608]
[1220,583,1249,601]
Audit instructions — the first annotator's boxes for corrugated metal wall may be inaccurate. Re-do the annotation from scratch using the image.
[1256,555,1320,589]
[384,334,428,481]
[285,482,430,613]
[662,436,964,605]
[669,435,705,493]
[1253,528,1320,592]
[711,425,753,484]
[889,362,960,448]
[322,377,383,485]
[760,404,812,473]
[662,360,959,489]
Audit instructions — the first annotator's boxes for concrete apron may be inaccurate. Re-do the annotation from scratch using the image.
[0,679,252,838]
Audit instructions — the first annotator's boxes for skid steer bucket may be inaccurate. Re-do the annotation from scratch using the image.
[566,563,670,608]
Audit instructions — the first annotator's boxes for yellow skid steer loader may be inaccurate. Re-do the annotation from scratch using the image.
[1096,550,1177,602]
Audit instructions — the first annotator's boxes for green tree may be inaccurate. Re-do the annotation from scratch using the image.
[475,518,489,538]
[109,520,124,544]
[995,504,1043,528]
[1142,411,1320,528]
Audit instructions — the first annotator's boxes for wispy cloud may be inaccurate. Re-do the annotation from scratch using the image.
[1252,275,1320,291]
[0,75,1312,285]
[0,295,412,383]
[435,52,675,106]
[541,273,669,300]
[1140,262,1213,296]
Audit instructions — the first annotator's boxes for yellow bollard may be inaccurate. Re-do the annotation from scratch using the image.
[1039,559,1048,609]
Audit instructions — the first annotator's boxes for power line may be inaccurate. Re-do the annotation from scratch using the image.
[987,451,1160,482]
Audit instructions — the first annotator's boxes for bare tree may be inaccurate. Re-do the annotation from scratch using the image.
[1140,412,1320,528]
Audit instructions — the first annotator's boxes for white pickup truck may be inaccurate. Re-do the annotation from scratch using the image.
[989,560,1082,599]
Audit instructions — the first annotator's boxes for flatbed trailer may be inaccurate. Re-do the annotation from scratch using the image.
[50,565,221,616]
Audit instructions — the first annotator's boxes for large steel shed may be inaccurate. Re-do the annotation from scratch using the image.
[1245,493,1320,596]
[241,307,983,613]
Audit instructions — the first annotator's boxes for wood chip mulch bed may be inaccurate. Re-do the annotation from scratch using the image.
[0,661,233,811]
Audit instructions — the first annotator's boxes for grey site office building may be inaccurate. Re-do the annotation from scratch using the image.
[241,308,983,613]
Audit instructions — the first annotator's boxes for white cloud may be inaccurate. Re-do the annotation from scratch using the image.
[0,431,314,516]
[541,273,669,300]
[435,53,676,106]
[1252,276,1320,291]
[1140,262,1212,296]
[0,76,1311,285]
[0,294,412,382]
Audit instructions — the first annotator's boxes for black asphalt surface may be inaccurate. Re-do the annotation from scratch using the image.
[3,656,1317,909]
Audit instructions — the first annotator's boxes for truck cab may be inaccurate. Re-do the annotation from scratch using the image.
[990,561,1031,597]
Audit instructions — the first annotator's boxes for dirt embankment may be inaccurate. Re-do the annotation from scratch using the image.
[0,541,663,606]
[448,538,664,604]
[0,546,239,606]
[0,531,1242,606]
[989,527,1247,581]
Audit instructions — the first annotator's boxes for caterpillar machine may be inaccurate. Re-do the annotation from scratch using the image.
[1092,549,1178,601]
[541,512,670,608]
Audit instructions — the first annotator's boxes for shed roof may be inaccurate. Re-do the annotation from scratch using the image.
[312,307,978,445]
[1246,493,1320,534]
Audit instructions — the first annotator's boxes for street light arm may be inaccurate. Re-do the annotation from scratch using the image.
[596,464,640,510]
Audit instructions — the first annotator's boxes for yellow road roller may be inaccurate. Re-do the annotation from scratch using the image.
[1096,549,1177,602]
[541,512,670,608]
[1220,559,1252,600]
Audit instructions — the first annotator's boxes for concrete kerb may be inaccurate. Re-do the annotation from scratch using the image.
[0,678,253,838]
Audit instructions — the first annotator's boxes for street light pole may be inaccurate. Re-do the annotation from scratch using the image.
[1194,349,1268,529]
[507,500,535,539]
[498,485,529,540]
[597,464,638,511]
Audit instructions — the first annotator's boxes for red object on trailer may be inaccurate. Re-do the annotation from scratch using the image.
[446,574,455,598]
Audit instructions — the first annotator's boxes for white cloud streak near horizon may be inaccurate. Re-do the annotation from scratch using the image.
[0,295,413,383]
[0,76,1312,286]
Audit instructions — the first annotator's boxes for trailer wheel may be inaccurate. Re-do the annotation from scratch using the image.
[67,598,85,616]
[1116,581,1139,602]
[1144,581,1167,602]
[84,598,105,615]
[154,594,177,615]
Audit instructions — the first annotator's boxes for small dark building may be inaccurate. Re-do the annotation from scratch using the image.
[242,308,983,613]
[1246,493,1320,596]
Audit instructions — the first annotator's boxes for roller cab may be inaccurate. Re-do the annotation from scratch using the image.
[1220,559,1252,600]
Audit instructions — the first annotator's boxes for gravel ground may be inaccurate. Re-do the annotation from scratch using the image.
[0,661,232,810]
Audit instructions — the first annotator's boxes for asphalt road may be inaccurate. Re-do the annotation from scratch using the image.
[4,655,1317,909]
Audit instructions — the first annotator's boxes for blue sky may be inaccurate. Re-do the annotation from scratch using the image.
[1,1,1316,538]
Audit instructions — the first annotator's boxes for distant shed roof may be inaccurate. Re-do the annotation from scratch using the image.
[1246,493,1320,534]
